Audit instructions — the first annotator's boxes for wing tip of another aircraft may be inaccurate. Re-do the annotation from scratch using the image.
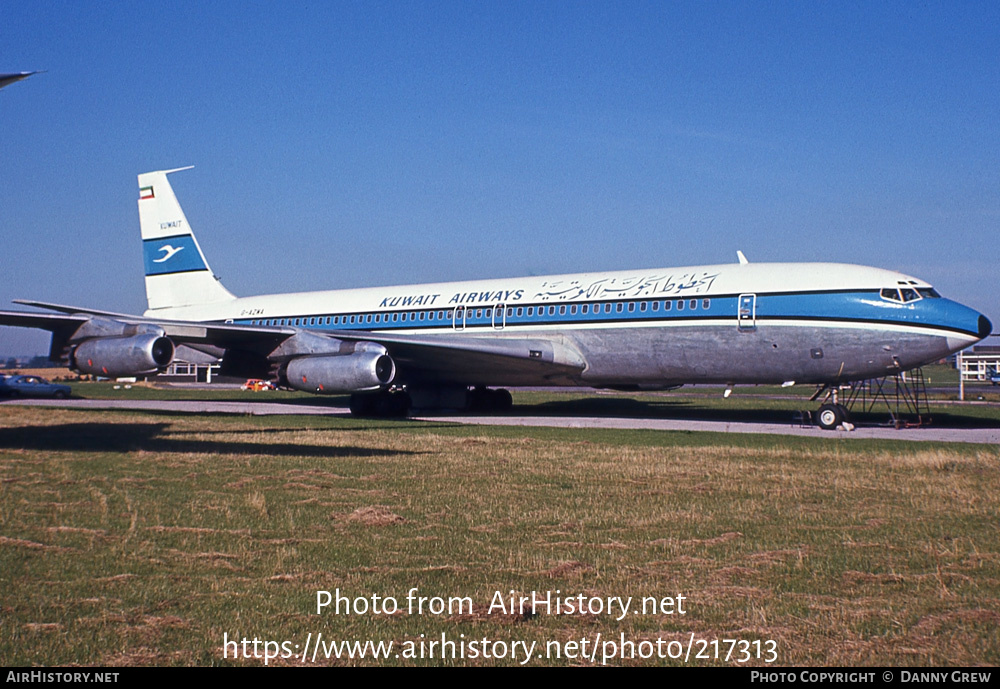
[0,70,45,90]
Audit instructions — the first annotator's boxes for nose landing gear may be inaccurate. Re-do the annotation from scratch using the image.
[816,403,850,430]
[811,387,854,431]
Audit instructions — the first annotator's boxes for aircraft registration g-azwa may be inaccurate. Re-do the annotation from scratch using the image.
[0,168,992,428]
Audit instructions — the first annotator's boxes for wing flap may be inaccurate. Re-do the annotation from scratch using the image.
[324,330,588,386]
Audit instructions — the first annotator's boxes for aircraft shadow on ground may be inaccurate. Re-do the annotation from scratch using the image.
[180,394,1000,430]
[95,407,462,434]
[0,423,421,459]
[510,397,1000,429]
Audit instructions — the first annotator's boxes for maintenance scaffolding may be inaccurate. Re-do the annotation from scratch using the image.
[813,368,931,429]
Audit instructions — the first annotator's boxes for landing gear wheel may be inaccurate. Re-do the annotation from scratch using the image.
[350,391,411,417]
[492,388,513,412]
[466,387,512,412]
[349,393,376,417]
[467,386,489,412]
[816,403,844,430]
[385,391,411,417]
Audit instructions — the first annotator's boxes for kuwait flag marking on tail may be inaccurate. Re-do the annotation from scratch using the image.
[139,186,154,200]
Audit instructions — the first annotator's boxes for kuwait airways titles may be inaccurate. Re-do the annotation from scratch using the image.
[375,271,724,310]
[378,289,526,308]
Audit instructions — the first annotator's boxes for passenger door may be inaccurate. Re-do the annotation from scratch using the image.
[492,303,506,330]
[738,293,756,331]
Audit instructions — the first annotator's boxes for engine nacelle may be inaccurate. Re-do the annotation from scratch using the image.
[73,334,175,377]
[285,350,395,394]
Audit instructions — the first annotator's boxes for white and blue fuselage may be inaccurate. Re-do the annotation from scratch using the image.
[2,168,988,424]
[148,255,989,389]
[4,166,989,418]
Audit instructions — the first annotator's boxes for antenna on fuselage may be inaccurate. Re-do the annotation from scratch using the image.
[736,250,749,265]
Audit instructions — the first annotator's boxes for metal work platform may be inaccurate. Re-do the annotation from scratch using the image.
[841,368,932,428]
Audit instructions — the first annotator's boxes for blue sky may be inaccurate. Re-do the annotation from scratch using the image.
[2,1,998,355]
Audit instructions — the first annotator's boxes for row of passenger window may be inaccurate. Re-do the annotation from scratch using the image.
[249,298,714,328]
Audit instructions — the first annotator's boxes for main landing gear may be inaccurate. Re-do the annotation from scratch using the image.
[466,386,513,413]
[348,386,513,417]
[348,389,411,417]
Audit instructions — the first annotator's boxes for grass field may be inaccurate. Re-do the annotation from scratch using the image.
[1,394,998,667]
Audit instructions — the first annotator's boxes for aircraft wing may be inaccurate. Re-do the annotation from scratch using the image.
[12,299,144,318]
[0,307,293,349]
[0,309,90,331]
[0,304,587,384]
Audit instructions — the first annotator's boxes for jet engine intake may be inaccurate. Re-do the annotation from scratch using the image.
[285,350,395,394]
[73,334,175,376]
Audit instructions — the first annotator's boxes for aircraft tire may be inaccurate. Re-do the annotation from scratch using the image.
[388,391,411,417]
[349,393,377,417]
[492,388,513,411]
[816,403,843,430]
[467,386,489,412]
[467,387,513,412]
[373,393,395,417]
[351,390,411,417]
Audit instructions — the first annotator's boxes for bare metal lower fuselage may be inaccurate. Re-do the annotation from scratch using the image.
[391,321,960,389]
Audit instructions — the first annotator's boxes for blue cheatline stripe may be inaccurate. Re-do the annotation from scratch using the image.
[223,291,982,338]
[760,292,979,335]
[142,235,207,276]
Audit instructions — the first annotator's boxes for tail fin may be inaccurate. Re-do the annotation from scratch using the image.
[138,167,236,312]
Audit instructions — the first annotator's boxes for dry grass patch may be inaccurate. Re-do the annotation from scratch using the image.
[0,535,71,551]
[345,505,407,526]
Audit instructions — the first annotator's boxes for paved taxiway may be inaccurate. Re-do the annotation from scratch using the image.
[5,398,999,444]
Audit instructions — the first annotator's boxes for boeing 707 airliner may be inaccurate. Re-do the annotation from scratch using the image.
[0,168,991,428]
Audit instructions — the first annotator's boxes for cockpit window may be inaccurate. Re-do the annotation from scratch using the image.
[880,287,926,304]
[918,288,941,298]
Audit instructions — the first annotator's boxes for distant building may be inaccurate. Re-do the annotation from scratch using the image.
[958,344,1000,382]
[160,361,221,384]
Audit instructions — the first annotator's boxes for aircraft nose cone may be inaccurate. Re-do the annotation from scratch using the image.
[980,315,993,339]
